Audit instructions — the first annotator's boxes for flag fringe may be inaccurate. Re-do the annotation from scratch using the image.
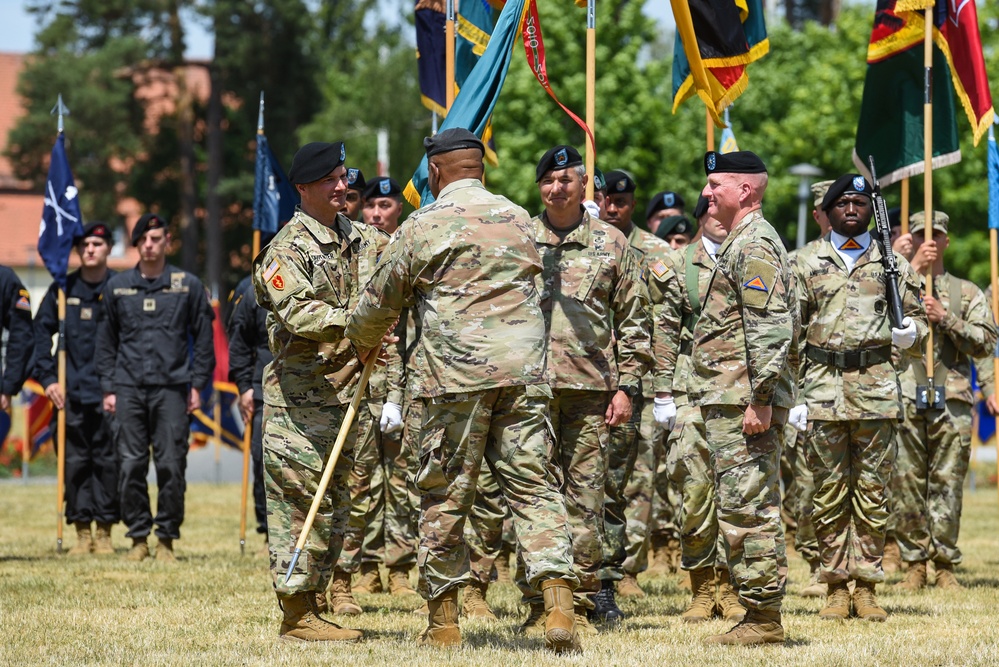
[852,147,962,187]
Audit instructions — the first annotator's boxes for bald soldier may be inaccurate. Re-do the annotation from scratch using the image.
[688,151,798,645]
[791,174,926,622]
[345,128,580,653]
[253,141,389,642]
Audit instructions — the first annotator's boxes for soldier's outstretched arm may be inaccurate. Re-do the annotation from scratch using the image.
[346,228,417,352]
[740,242,794,406]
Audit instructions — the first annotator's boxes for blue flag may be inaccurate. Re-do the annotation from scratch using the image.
[404,0,526,208]
[38,134,83,288]
[989,126,999,230]
[253,133,298,236]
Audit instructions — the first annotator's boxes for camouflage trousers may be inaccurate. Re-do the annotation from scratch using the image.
[781,423,798,530]
[806,419,896,584]
[788,429,819,564]
[665,401,726,570]
[468,461,508,584]
[651,433,682,544]
[600,399,641,581]
[415,385,577,599]
[701,405,788,612]
[623,398,666,573]
[338,399,420,573]
[263,403,354,596]
[891,399,972,566]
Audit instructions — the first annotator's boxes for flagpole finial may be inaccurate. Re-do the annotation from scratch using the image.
[257,92,265,135]
[50,94,70,134]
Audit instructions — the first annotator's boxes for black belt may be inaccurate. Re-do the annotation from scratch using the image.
[805,345,891,370]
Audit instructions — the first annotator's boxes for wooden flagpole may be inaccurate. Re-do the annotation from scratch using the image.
[922,7,935,401]
[900,177,910,236]
[446,0,457,112]
[585,0,595,200]
[52,94,69,554]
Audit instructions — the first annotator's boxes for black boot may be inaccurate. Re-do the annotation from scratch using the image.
[589,579,625,625]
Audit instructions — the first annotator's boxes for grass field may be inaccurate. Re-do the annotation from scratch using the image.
[2,483,999,666]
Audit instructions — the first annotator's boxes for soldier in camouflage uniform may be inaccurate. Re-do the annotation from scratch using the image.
[345,129,580,653]
[688,151,798,645]
[504,146,653,636]
[892,211,997,590]
[598,170,683,618]
[790,174,926,622]
[253,141,388,643]
[660,197,745,624]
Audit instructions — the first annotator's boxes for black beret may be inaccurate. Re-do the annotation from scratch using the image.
[288,141,346,185]
[131,213,166,246]
[363,177,402,199]
[75,221,113,244]
[535,145,583,182]
[423,128,484,158]
[593,168,606,192]
[821,173,875,211]
[604,170,637,194]
[345,167,366,192]
[704,150,767,175]
[655,215,697,240]
[693,194,710,220]
[645,191,686,219]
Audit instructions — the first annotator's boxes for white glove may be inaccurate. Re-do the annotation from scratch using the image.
[379,402,403,434]
[583,199,601,219]
[892,316,917,350]
[789,404,808,432]
[653,396,677,430]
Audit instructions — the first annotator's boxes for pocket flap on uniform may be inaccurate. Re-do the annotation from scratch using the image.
[743,534,777,559]
[711,436,759,473]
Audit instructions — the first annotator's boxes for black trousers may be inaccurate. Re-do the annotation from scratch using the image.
[63,400,119,524]
[252,398,267,534]
[116,385,189,540]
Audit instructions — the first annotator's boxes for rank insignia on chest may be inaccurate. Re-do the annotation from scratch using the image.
[743,276,769,292]
[839,237,864,251]
[80,307,93,320]
[650,260,669,279]
[271,274,286,290]
[143,298,156,312]
[171,272,185,290]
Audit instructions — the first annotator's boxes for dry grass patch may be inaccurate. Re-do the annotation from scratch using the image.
[2,483,999,666]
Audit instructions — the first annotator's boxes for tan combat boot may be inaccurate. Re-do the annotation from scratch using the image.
[93,523,114,555]
[278,591,363,642]
[541,579,581,654]
[68,522,93,556]
[493,546,513,584]
[617,573,646,598]
[125,537,149,562]
[715,568,746,623]
[461,580,497,620]
[882,537,903,575]
[647,535,672,576]
[666,538,682,573]
[681,567,717,623]
[156,538,177,563]
[330,568,362,615]
[852,580,887,622]
[799,560,826,598]
[417,589,461,647]
[934,561,962,590]
[518,602,546,637]
[703,607,784,645]
[819,582,851,620]
[895,560,927,591]
[353,562,383,594]
[388,566,418,596]
[574,605,599,636]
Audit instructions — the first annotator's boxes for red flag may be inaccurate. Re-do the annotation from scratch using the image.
[933,0,994,144]
[211,300,229,384]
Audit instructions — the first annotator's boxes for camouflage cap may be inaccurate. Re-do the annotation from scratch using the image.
[909,210,949,236]
[811,179,835,209]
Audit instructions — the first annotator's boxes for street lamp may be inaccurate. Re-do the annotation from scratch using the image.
[790,163,824,249]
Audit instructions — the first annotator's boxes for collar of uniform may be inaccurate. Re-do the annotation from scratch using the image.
[295,208,355,247]
[694,236,715,267]
[818,231,881,269]
[534,208,592,247]
[714,210,760,259]
[436,178,484,201]
[129,263,176,290]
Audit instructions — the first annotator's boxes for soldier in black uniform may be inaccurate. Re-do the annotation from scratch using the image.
[0,264,33,412]
[34,223,119,556]
[96,213,215,562]
[227,275,271,545]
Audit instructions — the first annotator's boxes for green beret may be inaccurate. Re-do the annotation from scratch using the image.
[593,168,606,192]
[654,215,697,240]
[289,141,346,185]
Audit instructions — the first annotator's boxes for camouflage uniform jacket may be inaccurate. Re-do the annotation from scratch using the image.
[669,238,715,405]
[345,178,548,398]
[625,224,683,397]
[792,233,926,421]
[689,209,799,408]
[253,208,388,407]
[532,210,653,391]
[899,272,996,406]
[973,285,998,399]
[386,307,420,406]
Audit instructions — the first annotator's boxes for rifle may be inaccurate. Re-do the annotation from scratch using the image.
[867,156,906,329]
